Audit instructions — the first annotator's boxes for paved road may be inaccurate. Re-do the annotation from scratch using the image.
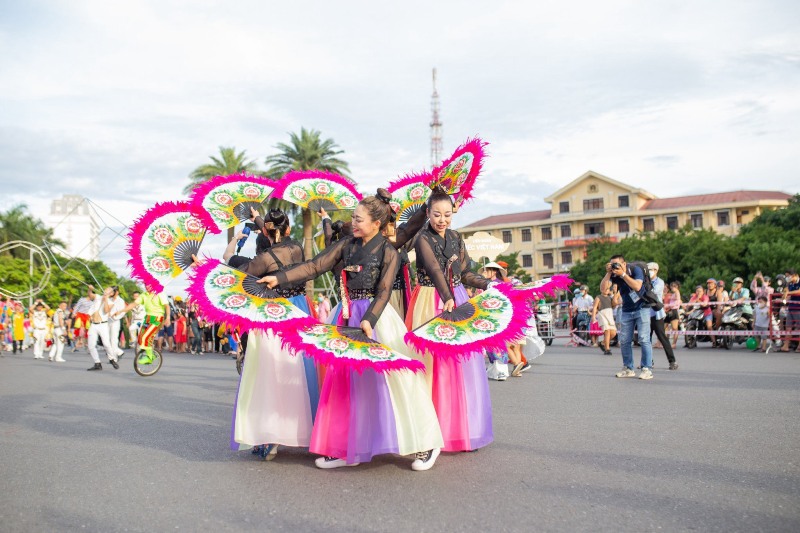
[1,342,799,532]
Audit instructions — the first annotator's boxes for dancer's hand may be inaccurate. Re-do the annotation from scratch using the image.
[443,299,455,313]
[317,207,329,219]
[191,254,205,266]
[258,275,278,288]
[360,320,373,339]
[250,206,259,220]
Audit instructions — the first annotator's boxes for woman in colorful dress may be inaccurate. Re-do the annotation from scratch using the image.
[261,190,443,471]
[230,209,319,460]
[405,190,495,452]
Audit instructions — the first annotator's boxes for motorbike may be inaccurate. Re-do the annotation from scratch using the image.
[683,307,712,349]
[574,310,590,344]
[718,305,753,349]
[535,303,554,346]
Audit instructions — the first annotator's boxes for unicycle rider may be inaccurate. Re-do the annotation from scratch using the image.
[121,292,170,364]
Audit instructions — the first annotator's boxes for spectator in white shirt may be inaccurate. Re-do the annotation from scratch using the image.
[107,286,127,358]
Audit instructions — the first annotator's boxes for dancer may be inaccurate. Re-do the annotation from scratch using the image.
[226,208,320,460]
[48,301,68,362]
[127,291,146,352]
[261,190,443,471]
[107,287,127,359]
[405,189,495,452]
[30,300,50,359]
[481,262,523,379]
[85,287,120,370]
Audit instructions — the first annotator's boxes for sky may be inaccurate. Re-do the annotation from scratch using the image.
[1,0,798,290]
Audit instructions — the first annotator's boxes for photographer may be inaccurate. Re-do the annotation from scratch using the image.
[600,254,654,380]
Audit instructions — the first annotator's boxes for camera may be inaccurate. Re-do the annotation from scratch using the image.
[611,262,622,270]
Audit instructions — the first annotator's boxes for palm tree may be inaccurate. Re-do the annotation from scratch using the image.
[184,146,261,241]
[265,128,351,295]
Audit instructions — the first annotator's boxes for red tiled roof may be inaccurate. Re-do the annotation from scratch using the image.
[643,191,791,210]
[461,209,551,229]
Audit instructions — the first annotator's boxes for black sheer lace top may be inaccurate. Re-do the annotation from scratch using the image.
[275,235,400,327]
[414,225,490,302]
[389,207,426,290]
[241,237,306,297]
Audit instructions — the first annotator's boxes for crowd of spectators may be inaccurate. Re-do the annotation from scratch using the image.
[570,268,800,354]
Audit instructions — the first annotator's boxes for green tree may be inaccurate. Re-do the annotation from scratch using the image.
[494,252,532,283]
[0,204,63,258]
[264,128,351,295]
[184,146,261,241]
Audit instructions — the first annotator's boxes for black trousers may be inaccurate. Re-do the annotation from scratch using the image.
[650,316,676,364]
[12,340,22,353]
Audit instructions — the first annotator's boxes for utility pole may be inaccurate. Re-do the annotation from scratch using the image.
[430,68,443,167]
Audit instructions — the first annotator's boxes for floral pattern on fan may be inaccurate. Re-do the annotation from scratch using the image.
[127,201,206,293]
[430,137,488,210]
[186,258,315,335]
[273,170,362,212]
[281,323,425,374]
[189,174,275,234]
[405,284,533,361]
[386,171,433,225]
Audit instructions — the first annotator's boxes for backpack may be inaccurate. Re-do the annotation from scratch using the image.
[627,261,664,311]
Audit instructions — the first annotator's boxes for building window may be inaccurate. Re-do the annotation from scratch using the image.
[561,251,572,265]
[584,222,605,235]
[666,215,679,230]
[690,213,703,229]
[583,198,604,212]
[559,201,570,214]
[521,228,531,242]
[643,218,655,232]
[618,195,629,208]
[522,254,533,268]
[560,224,571,238]
[543,253,554,269]
[717,211,730,226]
[588,184,598,193]
[502,230,512,244]
[540,227,552,240]
[618,219,630,233]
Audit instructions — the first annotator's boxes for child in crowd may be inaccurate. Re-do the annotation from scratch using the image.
[753,295,770,352]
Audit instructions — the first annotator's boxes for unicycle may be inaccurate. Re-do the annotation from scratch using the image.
[134,348,163,376]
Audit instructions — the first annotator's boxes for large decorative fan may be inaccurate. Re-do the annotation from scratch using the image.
[512,274,574,299]
[186,259,315,332]
[404,284,533,361]
[282,323,425,374]
[273,170,362,212]
[430,137,488,210]
[189,174,275,234]
[386,171,433,225]
[127,201,206,292]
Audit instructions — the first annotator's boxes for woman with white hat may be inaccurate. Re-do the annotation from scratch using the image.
[481,262,525,379]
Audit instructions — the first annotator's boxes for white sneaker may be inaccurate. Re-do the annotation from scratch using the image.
[615,367,636,378]
[411,448,440,471]
[55,358,66,362]
[639,368,654,380]
[315,456,359,469]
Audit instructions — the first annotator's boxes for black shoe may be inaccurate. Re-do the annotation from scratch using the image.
[603,350,612,355]
[87,363,102,371]
[520,362,532,373]
[669,362,679,370]
[109,359,119,369]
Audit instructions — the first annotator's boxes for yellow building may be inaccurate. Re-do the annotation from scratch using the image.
[460,171,792,278]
